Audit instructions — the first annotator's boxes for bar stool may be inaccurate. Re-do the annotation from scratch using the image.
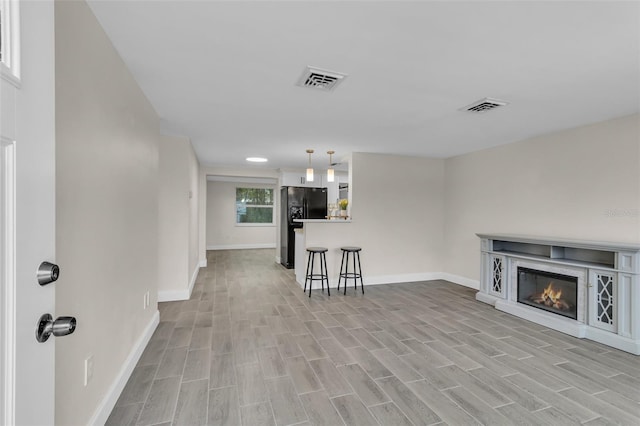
[338,246,364,295]
[304,247,330,297]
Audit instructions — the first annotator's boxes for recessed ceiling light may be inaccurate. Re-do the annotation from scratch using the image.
[246,157,268,163]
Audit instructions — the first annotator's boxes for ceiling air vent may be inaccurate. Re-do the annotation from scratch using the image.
[461,97,509,113]
[297,66,347,91]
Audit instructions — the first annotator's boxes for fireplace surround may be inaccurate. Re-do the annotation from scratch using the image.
[476,234,640,355]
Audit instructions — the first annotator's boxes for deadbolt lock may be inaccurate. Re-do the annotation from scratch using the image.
[37,261,60,286]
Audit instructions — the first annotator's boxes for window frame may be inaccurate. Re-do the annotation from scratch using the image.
[235,186,275,227]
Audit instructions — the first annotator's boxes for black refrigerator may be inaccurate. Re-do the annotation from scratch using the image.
[280,186,327,269]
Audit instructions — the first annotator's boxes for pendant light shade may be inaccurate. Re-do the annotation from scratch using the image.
[306,149,314,182]
[327,150,335,182]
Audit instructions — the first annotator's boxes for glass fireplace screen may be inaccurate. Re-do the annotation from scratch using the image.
[517,267,578,320]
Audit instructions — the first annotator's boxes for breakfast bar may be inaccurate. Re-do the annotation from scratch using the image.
[293,219,355,288]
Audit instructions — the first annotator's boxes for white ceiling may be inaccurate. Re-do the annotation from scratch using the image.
[87,0,640,170]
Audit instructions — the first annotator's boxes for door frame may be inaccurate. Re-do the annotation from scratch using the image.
[0,136,16,426]
[1,0,20,421]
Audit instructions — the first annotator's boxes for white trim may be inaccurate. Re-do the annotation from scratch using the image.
[585,326,640,355]
[0,0,20,82]
[437,273,480,290]
[294,271,478,289]
[495,299,587,337]
[207,243,276,250]
[199,259,207,268]
[158,289,190,302]
[0,63,20,87]
[88,310,160,426]
[189,264,199,295]
[235,223,276,228]
[1,138,15,426]
[157,264,199,302]
[364,272,443,286]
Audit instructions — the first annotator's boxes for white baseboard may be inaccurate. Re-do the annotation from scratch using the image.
[89,310,159,426]
[296,272,480,290]
[365,272,442,286]
[157,264,199,302]
[294,272,478,289]
[437,272,480,290]
[157,289,189,302]
[207,243,276,250]
[189,263,199,293]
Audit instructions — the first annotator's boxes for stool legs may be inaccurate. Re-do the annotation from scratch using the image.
[338,249,364,295]
[308,251,315,297]
[337,249,346,293]
[356,250,364,294]
[304,250,312,293]
[305,250,329,297]
[345,251,351,295]
[322,252,330,297]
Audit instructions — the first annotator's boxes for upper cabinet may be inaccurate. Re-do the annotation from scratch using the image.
[280,170,348,203]
[280,171,325,188]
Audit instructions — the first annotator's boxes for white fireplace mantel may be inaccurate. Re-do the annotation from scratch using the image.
[476,233,640,355]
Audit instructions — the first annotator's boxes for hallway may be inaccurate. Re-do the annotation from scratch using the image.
[107,249,640,425]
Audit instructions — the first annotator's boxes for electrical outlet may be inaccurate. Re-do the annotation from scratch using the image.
[84,355,94,386]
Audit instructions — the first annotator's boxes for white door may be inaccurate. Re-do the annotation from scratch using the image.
[1,1,56,425]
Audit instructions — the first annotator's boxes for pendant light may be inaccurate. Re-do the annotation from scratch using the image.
[306,149,314,182]
[327,150,335,182]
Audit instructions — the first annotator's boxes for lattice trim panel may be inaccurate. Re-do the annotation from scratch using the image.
[596,273,615,327]
[491,256,503,295]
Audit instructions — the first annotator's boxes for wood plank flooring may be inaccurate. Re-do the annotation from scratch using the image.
[107,249,640,426]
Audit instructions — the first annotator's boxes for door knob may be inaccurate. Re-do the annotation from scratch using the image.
[36,314,77,343]
[37,261,60,286]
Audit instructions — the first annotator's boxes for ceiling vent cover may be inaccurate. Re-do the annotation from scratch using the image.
[461,97,509,113]
[297,66,347,91]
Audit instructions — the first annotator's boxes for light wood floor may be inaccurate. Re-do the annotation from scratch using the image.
[107,249,640,426]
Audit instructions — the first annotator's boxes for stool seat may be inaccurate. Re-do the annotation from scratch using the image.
[338,246,364,295]
[307,247,328,253]
[304,247,329,297]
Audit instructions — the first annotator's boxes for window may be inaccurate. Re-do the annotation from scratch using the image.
[236,187,274,225]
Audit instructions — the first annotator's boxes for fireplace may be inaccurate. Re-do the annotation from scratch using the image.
[517,267,578,320]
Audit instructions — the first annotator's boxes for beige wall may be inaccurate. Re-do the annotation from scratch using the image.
[158,135,200,301]
[206,181,277,249]
[304,153,445,280]
[352,152,446,275]
[55,1,160,424]
[443,114,640,282]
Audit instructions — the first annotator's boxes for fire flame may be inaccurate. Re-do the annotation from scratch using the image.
[542,282,562,304]
[529,282,571,311]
